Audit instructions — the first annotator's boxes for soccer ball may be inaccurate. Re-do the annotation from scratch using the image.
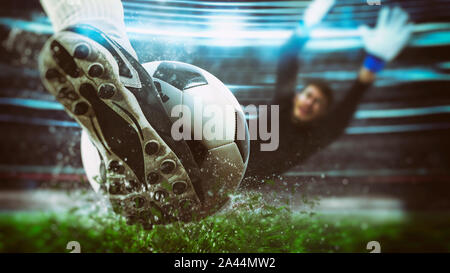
[81,61,249,218]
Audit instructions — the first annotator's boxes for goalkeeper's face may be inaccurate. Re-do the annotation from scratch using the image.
[292,84,329,123]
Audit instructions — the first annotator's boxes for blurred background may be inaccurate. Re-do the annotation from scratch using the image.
[0,0,449,227]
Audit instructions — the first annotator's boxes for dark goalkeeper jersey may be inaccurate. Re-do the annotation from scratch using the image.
[242,31,373,187]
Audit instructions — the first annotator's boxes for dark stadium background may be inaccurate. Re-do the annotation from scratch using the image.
[0,0,449,212]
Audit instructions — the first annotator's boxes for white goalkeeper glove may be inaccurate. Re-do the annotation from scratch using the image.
[359,6,414,73]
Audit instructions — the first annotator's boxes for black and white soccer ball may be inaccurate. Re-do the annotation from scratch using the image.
[81,61,249,217]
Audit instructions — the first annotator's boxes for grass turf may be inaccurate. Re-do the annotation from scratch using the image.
[1,193,450,253]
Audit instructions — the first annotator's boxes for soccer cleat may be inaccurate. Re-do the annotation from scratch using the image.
[39,25,205,228]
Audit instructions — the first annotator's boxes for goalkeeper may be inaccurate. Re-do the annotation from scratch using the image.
[244,3,414,184]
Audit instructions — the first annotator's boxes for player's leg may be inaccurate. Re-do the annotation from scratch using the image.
[40,0,137,59]
[39,0,205,227]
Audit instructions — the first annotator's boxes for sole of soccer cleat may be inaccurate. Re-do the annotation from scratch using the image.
[39,30,201,227]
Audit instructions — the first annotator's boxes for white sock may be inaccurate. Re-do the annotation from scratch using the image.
[40,0,137,59]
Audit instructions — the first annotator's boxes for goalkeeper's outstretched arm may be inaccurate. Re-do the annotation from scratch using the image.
[315,6,414,144]
[273,0,335,103]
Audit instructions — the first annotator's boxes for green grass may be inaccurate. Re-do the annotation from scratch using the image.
[1,192,450,253]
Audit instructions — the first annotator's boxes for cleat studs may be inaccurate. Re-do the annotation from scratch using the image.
[154,190,168,202]
[108,160,125,174]
[88,63,104,78]
[179,199,192,211]
[109,181,122,195]
[172,181,187,195]
[138,210,154,228]
[133,196,146,208]
[45,69,60,80]
[98,83,116,99]
[73,43,90,59]
[145,140,160,156]
[147,172,160,185]
[74,102,89,115]
[79,83,96,96]
[126,180,140,192]
[160,159,176,174]
[162,204,175,215]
